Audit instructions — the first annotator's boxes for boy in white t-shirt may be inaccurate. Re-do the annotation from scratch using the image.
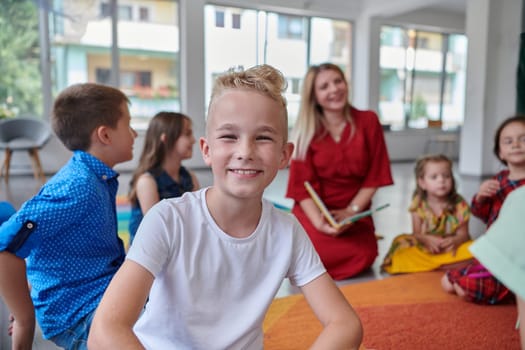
[88,64,363,350]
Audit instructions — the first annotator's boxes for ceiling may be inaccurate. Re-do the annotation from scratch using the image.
[303,0,467,17]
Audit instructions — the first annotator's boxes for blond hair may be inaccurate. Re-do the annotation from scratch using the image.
[208,64,288,140]
[291,63,353,160]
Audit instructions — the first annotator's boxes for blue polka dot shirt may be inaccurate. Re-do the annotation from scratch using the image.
[0,151,125,338]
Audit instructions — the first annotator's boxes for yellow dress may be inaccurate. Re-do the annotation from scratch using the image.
[381,194,473,274]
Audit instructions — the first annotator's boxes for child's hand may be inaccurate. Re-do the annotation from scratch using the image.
[440,237,458,256]
[476,179,500,201]
[420,234,444,254]
[8,314,34,350]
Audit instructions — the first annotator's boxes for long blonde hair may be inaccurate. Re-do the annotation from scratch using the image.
[208,64,289,141]
[291,63,353,160]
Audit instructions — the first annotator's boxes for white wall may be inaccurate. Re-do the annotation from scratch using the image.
[459,0,522,176]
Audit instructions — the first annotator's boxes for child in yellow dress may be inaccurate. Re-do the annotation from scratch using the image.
[382,154,473,274]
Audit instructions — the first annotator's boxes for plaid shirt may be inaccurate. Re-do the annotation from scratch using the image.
[471,170,525,228]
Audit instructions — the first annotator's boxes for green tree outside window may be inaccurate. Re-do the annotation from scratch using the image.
[0,0,42,119]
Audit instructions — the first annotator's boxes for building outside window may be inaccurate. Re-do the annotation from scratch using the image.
[49,0,180,128]
[7,1,468,133]
[3,1,351,128]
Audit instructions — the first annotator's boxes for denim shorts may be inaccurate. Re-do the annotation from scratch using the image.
[49,310,95,350]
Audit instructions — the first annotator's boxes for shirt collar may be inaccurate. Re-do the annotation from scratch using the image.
[73,150,119,182]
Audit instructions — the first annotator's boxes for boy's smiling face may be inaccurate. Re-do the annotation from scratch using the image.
[201,89,293,201]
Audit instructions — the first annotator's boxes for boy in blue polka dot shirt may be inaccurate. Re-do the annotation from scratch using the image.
[0,83,137,350]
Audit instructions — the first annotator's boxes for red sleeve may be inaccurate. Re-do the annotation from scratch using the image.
[360,110,394,188]
[470,193,492,224]
[286,151,319,202]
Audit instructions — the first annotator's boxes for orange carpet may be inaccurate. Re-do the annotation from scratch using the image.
[263,272,520,349]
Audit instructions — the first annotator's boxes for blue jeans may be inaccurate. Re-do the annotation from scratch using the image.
[49,310,95,350]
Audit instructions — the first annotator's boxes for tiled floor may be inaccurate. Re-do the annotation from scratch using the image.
[0,162,485,348]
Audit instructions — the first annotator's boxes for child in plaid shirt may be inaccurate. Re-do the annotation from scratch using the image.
[470,186,525,348]
[442,115,525,304]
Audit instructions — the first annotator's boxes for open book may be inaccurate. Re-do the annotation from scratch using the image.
[304,181,390,229]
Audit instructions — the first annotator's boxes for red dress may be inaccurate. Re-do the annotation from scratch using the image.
[286,107,393,280]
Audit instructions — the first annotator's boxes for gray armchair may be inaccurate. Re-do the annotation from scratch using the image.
[0,117,52,183]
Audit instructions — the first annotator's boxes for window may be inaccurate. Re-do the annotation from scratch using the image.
[278,15,304,40]
[100,3,111,17]
[95,68,111,85]
[232,13,241,29]
[0,0,42,119]
[289,78,301,94]
[309,18,352,82]
[51,0,180,128]
[215,10,225,28]
[205,5,352,127]
[139,7,150,21]
[118,5,132,20]
[96,69,152,90]
[121,71,152,88]
[100,3,133,20]
[378,26,467,130]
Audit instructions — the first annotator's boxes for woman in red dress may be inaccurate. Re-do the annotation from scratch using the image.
[286,63,393,280]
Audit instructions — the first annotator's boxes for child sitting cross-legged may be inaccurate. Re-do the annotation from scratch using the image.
[442,115,525,304]
[381,154,473,274]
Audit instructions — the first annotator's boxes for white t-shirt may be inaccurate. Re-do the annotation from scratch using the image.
[127,188,326,350]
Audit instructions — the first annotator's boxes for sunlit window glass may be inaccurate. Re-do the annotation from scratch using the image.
[442,34,467,130]
[378,26,407,130]
[204,5,352,128]
[378,25,467,130]
[204,5,258,112]
[310,18,352,88]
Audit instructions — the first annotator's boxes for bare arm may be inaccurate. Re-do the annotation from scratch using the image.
[135,173,161,214]
[349,187,377,212]
[0,252,34,350]
[300,273,363,350]
[331,187,377,222]
[88,260,154,350]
